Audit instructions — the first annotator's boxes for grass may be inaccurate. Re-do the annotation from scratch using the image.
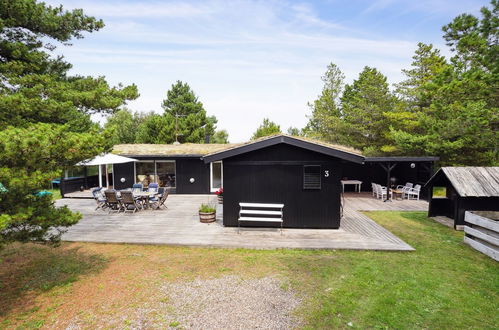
[0,211,497,329]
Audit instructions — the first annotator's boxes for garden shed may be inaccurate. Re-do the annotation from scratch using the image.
[425,167,499,230]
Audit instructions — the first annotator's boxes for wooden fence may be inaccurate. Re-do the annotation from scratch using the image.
[464,211,499,261]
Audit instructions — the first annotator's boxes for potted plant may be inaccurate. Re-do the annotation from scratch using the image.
[215,187,223,204]
[199,203,216,223]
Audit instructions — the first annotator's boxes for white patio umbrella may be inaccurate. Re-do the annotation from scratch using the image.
[77,153,138,188]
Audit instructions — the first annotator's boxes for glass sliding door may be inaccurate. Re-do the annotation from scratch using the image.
[135,160,176,188]
[210,161,223,192]
[156,161,176,188]
[135,161,155,187]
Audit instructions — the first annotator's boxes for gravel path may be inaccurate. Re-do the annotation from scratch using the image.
[161,275,301,329]
[63,275,301,329]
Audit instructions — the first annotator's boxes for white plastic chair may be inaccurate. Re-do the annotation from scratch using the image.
[406,184,421,200]
[375,184,392,200]
[397,182,413,198]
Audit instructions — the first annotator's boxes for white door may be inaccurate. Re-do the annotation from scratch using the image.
[210,161,223,192]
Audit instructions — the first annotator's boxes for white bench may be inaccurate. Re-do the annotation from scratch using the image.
[238,202,284,234]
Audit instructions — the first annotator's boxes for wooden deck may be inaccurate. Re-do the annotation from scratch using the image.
[56,194,428,251]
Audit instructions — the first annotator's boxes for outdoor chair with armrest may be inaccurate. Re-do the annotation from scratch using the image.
[92,187,107,211]
[104,190,123,213]
[152,189,169,210]
[147,183,159,194]
[375,183,392,200]
[132,183,143,193]
[406,184,421,200]
[120,190,141,213]
[396,182,413,198]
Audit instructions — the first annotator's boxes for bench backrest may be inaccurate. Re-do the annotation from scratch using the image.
[239,202,284,208]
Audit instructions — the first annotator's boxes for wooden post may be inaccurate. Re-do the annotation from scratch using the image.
[379,162,397,202]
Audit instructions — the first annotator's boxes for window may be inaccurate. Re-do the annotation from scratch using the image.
[210,161,223,192]
[135,161,155,187]
[303,165,321,189]
[156,161,176,188]
[135,160,176,188]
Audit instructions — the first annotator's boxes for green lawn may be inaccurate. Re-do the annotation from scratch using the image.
[1,211,497,329]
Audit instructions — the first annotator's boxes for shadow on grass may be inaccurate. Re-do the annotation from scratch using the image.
[0,243,109,318]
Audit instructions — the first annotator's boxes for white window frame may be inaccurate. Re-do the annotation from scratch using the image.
[210,161,223,192]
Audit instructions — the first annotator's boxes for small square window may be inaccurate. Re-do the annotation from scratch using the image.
[303,165,321,189]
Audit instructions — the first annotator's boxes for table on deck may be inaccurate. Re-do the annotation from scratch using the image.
[133,191,158,209]
[392,189,404,200]
[341,180,363,193]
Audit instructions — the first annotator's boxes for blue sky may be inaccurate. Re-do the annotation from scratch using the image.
[47,0,486,142]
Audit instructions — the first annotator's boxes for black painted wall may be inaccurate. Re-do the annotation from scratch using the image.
[456,197,499,227]
[176,158,210,194]
[222,144,342,229]
[113,162,135,190]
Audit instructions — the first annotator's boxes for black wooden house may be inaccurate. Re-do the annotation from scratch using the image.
[204,135,437,229]
[67,134,437,229]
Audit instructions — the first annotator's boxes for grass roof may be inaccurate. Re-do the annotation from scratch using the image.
[113,134,363,157]
[113,143,242,156]
[203,134,364,157]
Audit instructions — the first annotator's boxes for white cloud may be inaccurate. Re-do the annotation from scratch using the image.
[46,0,467,141]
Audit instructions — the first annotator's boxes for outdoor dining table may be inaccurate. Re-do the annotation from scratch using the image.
[340,180,363,193]
[133,191,159,209]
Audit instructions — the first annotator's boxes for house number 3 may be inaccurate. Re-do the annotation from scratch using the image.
[324,170,329,177]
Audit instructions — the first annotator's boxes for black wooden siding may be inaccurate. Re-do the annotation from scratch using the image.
[222,144,341,229]
[113,157,210,194]
[113,162,135,190]
[175,158,210,194]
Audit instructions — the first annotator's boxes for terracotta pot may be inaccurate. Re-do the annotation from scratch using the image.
[199,211,216,223]
[217,195,223,204]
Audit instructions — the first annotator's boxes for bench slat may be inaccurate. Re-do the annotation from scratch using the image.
[238,217,284,223]
[239,202,284,208]
[240,210,282,216]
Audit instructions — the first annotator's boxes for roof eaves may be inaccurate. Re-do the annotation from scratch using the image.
[203,134,365,164]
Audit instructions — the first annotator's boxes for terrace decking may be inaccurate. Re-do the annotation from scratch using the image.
[57,194,428,251]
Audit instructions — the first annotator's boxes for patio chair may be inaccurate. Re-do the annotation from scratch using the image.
[120,190,141,213]
[371,182,376,197]
[373,184,382,199]
[396,182,413,198]
[375,184,392,200]
[104,190,123,213]
[406,184,421,200]
[152,189,169,210]
[92,187,108,211]
[132,183,143,193]
[147,183,159,194]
